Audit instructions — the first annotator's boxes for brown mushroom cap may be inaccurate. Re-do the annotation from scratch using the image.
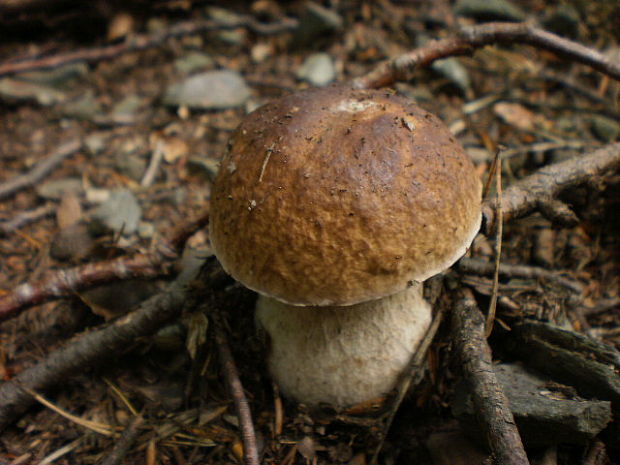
[210,85,482,306]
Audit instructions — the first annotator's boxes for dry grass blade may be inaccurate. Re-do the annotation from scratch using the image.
[103,378,139,416]
[485,149,503,337]
[24,387,119,436]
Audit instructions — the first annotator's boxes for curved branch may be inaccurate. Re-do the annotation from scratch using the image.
[0,16,297,77]
[354,22,620,89]
[451,288,529,465]
[482,142,620,234]
[0,209,210,324]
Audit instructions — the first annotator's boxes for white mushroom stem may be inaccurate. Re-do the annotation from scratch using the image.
[255,283,432,407]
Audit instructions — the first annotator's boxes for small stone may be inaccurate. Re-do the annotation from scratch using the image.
[61,91,103,120]
[137,221,155,239]
[174,52,214,74]
[90,189,141,235]
[85,188,111,204]
[36,178,83,200]
[163,70,251,110]
[218,29,247,46]
[85,133,108,155]
[454,0,526,21]
[293,1,343,46]
[591,115,619,142]
[109,95,147,125]
[453,363,612,447]
[177,246,211,285]
[251,43,273,63]
[432,58,471,93]
[115,153,147,182]
[297,53,336,87]
[0,78,66,105]
[17,62,88,87]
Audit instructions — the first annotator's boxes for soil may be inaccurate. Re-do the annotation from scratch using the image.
[0,1,619,464]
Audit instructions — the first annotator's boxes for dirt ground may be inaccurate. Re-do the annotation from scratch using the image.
[0,1,619,464]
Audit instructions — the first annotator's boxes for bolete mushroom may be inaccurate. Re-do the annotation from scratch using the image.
[209,85,481,407]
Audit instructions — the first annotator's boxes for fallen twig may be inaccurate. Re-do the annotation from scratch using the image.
[0,254,169,323]
[0,16,297,77]
[211,308,260,465]
[0,203,55,236]
[458,257,584,294]
[98,415,145,465]
[451,288,529,465]
[354,22,620,90]
[0,258,227,432]
[0,139,81,201]
[482,142,620,233]
[0,282,185,431]
[0,208,210,323]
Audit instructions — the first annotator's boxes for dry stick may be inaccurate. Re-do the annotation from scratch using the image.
[452,288,529,465]
[458,257,583,294]
[0,139,81,201]
[485,151,503,338]
[0,253,168,323]
[370,307,445,465]
[211,309,260,465]
[353,22,620,90]
[98,415,145,465]
[0,16,297,77]
[0,203,55,236]
[481,142,620,234]
[0,208,210,323]
[0,280,187,431]
[0,258,227,432]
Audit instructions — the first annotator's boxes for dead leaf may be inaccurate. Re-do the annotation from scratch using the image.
[493,102,536,132]
[56,192,82,229]
[108,12,135,42]
[150,132,190,163]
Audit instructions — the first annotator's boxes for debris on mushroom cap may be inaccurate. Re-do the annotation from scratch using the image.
[210,85,482,306]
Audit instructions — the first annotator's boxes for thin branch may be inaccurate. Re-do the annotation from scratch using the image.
[0,281,185,431]
[451,288,529,465]
[98,415,145,465]
[211,308,260,465]
[0,203,55,236]
[482,142,620,234]
[458,257,584,294]
[0,258,227,432]
[353,22,620,90]
[0,139,81,201]
[0,253,170,324]
[0,209,210,324]
[0,16,297,77]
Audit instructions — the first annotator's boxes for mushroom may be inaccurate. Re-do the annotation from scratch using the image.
[209,85,481,407]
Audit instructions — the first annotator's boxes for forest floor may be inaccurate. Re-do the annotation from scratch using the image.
[0,1,619,464]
